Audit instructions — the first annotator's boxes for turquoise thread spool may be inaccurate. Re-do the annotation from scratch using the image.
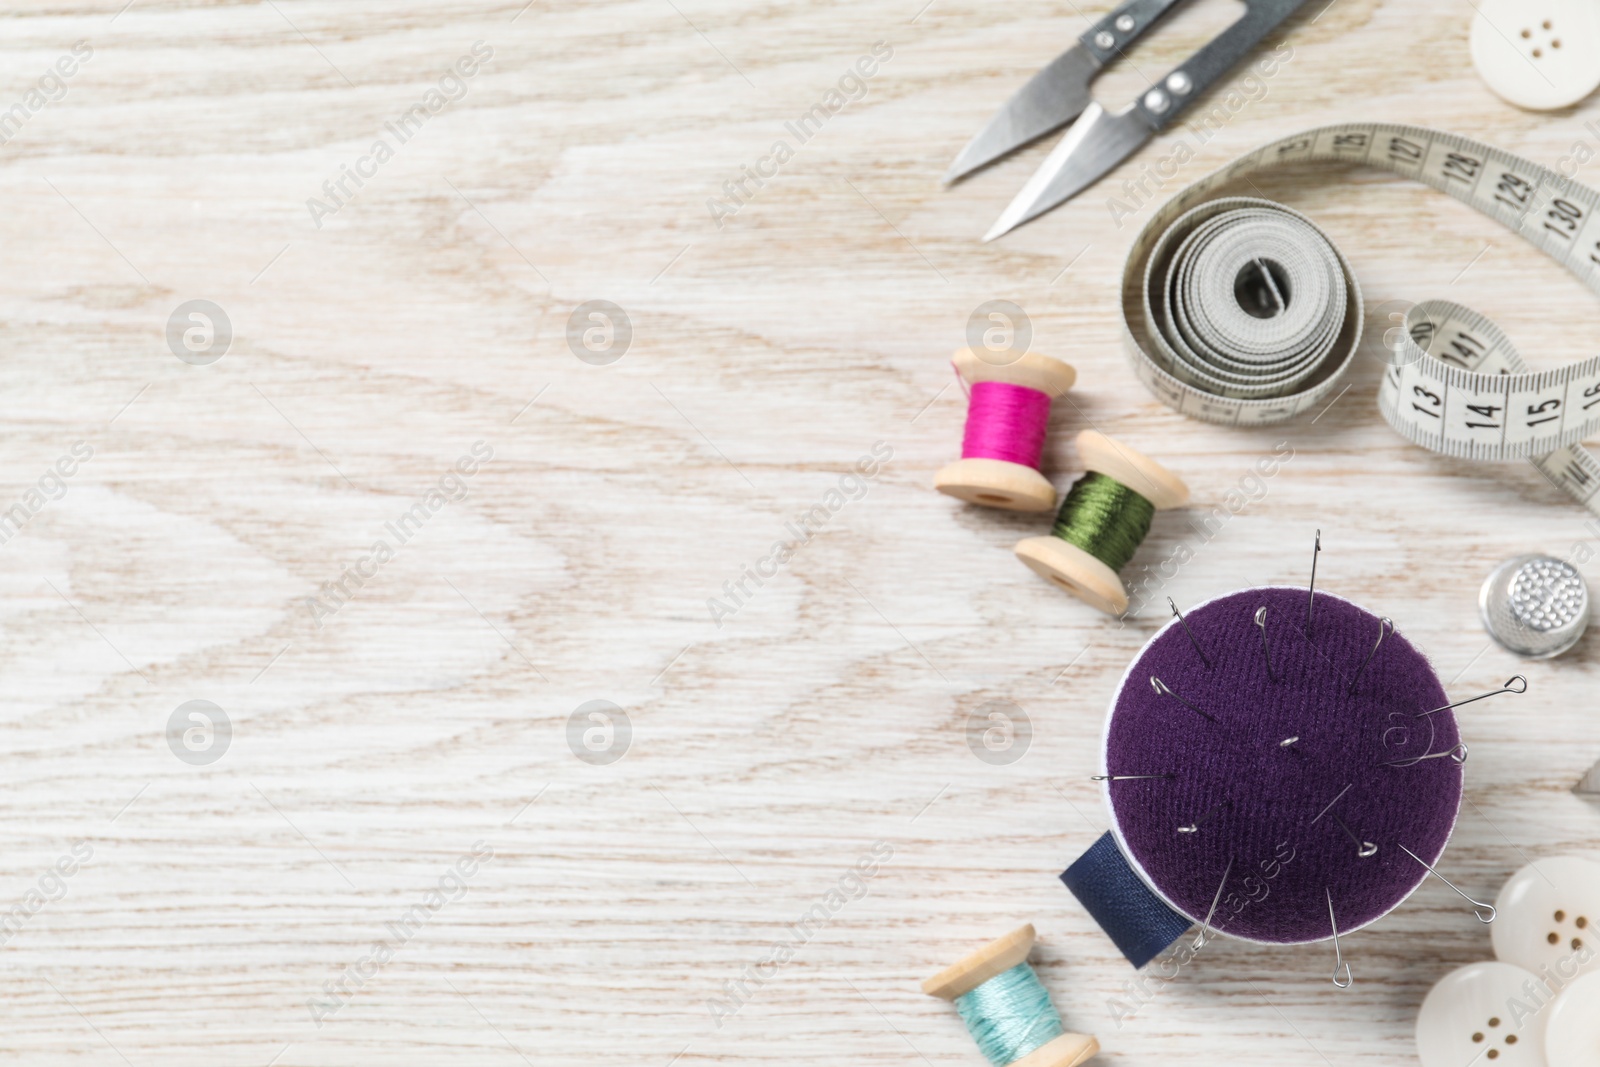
[923,925,1100,1067]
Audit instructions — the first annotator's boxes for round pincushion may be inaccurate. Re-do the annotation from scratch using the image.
[1102,586,1463,944]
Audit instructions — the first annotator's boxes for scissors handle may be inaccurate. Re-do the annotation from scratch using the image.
[1079,0,1193,65]
[1134,0,1307,130]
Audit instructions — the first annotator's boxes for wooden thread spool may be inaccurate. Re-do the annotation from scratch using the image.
[922,924,1100,1067]
[934,347,1077,512]
[1014,430,1188,616]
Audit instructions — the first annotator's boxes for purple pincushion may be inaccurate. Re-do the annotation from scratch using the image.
[1104,586,1461,944]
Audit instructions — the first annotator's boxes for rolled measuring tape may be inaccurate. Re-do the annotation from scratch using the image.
[1121,124,1600,518]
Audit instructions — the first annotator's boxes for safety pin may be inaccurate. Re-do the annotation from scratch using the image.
[1327,889,1352,988]
[1348,617,1393,694]
[1379,743,1468,768]
[1415,676,1526,718]
[1193,857,1235,949]
[1150,676,1218,723]
[1399,844,1496,922]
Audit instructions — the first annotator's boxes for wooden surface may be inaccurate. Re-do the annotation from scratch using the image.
[2,1,1598,1064]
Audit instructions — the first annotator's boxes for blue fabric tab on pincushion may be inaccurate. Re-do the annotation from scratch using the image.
[1061,832,1192,968]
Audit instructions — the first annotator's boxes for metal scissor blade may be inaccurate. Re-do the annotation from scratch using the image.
[943,45,1102,185]
[983,102,1151,241]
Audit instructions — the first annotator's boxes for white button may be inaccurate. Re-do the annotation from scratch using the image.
[1417,961,1548,1067]
[1492,855,1600,984]
[1546,970,1600,1066]
[1471,0,1600,110]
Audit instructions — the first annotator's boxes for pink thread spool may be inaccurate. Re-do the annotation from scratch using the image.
[935,347,1077,512]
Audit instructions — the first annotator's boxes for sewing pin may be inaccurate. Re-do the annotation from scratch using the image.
[1348,616,1393,695]
[1150,675,1218,723]
[1378,742,1469,768]
[1330,812,1379,858]
[1168,597,1211,668]
[1090,774,1174,781]
[1398,844,1497,922]
[1193,857,1235,949]
[1311,783,1353,825]
[1307,529,1321,638]
[1414,675,1527,718]
[1177,802,1224,834]
[1327,889,1352,988]
[1254,606,1276,682]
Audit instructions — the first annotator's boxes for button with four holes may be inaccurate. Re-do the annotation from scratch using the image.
[1471,0,1600,109]
[1417,961,1548,1066]
[1492,856,1600,983]
[1545,970,1600,1065]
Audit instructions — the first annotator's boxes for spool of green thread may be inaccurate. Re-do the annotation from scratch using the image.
[1015,430,1189,616]
[922,925,1100,1067]
[1050,472,1155,573]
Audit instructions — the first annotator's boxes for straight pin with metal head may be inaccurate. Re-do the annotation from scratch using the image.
[1398,844,1496,922]
[1414,676,1527,718]
[1177,802,1225,834]
[1090,774,1174,781]
[1311,783,1353,825]
[1169,597,1211,668]
[1150,675,1218,723]
[1349,617,1393,695]
[1306,529,1321,639]
[1255,606,1276,682]
[1327,889,1352,988]
[1330,813,1379,858]
[1193,857,1235,949]
[1379,742,1469,768]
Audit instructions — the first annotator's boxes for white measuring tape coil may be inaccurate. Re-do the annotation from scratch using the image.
[1121,123,1600,517]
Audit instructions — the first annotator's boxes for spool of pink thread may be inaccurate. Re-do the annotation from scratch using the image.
[935,347,1077,511]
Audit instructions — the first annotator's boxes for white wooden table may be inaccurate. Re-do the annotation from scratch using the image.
[1,1,1596,1063]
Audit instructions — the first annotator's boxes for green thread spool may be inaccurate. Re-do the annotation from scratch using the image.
[923,925,1100,1067]
[1050,472,1155,573]
[1015,430,1189,617]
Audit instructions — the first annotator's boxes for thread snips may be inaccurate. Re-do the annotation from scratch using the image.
[946,0,1311,240]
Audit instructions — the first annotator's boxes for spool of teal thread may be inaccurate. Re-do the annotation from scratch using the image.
[955,963,1067,1064]
[923,925,1100,1067]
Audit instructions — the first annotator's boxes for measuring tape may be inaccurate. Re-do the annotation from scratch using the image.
[1121,123,1600,517]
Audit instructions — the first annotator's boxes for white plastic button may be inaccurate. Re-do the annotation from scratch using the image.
[1417,961,1548,1067]
[1471,0,1600,110]
[1492,856,1600,985]
[1546,970,1600,1065]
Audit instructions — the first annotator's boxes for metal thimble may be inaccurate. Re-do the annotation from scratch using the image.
[1478,555,1589,659]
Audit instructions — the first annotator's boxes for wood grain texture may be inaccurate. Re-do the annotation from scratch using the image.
[0,0,1596,1064]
